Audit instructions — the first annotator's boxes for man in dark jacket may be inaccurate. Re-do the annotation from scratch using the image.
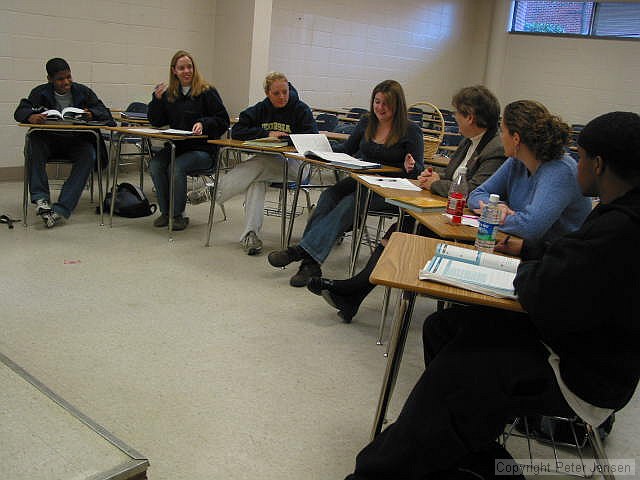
[344,111,640,479]
[14,58,114,227]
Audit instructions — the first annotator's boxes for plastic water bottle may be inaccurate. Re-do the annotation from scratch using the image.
[475,193,501,252]
[446,166,468,225]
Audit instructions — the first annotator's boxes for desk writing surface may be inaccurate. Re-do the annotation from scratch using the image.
[285,153,401,174]
[112,113,149,125]
[108,125,208,141]
[18,122,110,131]
[320,130,349,142]
[351,174,441,202]
[208,138,295,153]
[370,232,524,312]
[409,210,512,243]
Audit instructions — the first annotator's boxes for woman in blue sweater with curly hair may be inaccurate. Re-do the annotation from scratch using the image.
[468,100,591,243]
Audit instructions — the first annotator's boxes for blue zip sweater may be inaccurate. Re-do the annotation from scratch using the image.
[468,154,592,242]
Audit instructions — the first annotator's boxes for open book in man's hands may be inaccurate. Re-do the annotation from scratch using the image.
[42,107,90,122]
[419,243,520,299]
[289,134,381,169]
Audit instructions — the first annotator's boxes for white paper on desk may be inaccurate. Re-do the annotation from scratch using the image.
[290,134,380,169]
[163,128,194,135]
[358,175,421,191]
[289,134,332,154]
[129,128,164,134]
[129,127,194,135]
[442,213,479,228]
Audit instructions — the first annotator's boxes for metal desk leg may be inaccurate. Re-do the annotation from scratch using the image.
[109,134,127,227]
[92,130,104,226]
[286,163,306,247]
[280,157,289,249]
[350,188,372,276]
[377,287,392,346]
[22,132,30,227]
[371,289,417,439]
[168,142,176,240]
[205,146,225,247]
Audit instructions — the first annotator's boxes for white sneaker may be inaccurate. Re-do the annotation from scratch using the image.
[42,211,63,228]
[35,199,52,216]
[242,231,263,255]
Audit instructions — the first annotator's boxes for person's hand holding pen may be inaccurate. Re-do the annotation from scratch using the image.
[418,166,440,191]
[404,153,415,173]
[494,235,524,257]
[154,82,168,100]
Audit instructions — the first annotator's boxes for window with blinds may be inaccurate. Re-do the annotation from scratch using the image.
[509,1,640,39]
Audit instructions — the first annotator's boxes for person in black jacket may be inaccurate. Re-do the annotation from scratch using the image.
[215,72,317,255]
[268,80,424,286]
[14,57,114,228]
[343,111,640,480]
[148,50,230,231]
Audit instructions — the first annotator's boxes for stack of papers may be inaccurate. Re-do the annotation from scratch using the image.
[242,137,289,148]
[129,128,194,135]
[359,175,421,191]
[289,134,381,169]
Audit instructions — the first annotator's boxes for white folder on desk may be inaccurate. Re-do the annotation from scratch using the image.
[289,134,381,169]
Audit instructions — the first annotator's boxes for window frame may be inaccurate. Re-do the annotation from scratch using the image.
[508,1,640,42]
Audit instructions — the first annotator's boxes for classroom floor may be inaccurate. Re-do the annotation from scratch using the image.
[0,173,638,480]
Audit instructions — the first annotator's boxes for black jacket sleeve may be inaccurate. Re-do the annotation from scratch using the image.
[197,88,230,139]
[332,118,366,155]
[231,104,269,140]
[294,103,318,134]
[80,86,113,123]
[148,93,169,128]
[14,87,45,123]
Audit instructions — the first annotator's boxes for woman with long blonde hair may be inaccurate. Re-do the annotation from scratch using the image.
[148,50,230,230]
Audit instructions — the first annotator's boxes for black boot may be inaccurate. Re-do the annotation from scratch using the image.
[306,244,385,322]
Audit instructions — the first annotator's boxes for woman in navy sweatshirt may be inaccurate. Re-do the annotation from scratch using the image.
[215,72,317,255]
[148,50,230,231]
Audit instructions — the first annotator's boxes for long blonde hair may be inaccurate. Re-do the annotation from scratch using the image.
[166,50,211,102]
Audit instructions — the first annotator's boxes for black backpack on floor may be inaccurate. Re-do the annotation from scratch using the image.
[97,182,157,218]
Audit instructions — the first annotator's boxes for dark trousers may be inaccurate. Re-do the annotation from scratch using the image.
[28,131,96,218]
[348,306,571,480]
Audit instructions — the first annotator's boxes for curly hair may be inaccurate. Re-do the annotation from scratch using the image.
[452,85,500,130]
[503,100,569,163]
[263,72,288,95]
[578,111,640,181]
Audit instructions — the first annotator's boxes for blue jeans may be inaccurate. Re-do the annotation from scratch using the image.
[149,145,214,217]
[27,131,96,218]
[299,177,393,264]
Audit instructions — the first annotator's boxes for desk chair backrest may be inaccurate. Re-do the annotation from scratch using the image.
[346,107,368,119]
[125,102,148,114]
[315,113,339,132]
